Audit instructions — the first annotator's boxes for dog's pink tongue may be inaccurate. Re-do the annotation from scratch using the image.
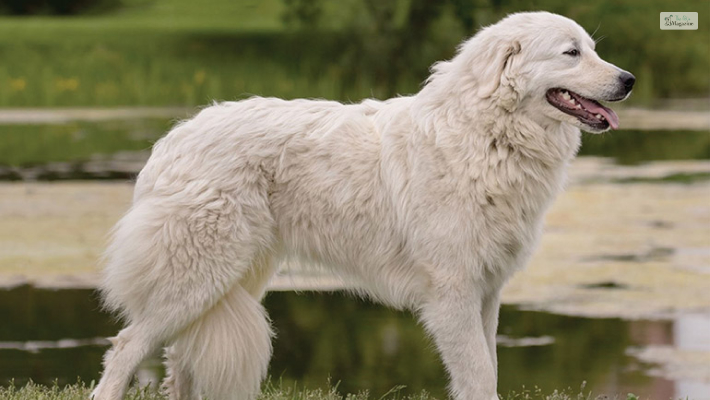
[576,97,620,130]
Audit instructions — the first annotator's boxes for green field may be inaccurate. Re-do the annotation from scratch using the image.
[0,0,353,107]
[0,0,707,107]
[0,0,419,106]
[0,381,632,400]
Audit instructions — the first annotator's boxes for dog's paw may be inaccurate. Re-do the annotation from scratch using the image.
[89,387,101,400]
[89,383,120,400]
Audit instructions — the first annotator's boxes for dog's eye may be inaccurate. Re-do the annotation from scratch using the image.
[564,49,579,56]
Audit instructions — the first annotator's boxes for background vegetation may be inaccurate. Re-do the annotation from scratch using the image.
[0,0,707,107]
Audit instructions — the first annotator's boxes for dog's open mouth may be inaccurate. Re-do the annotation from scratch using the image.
[546,88,619,130]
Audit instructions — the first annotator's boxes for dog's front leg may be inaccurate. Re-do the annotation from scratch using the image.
[482,290,501,379]
[420,285,498,400]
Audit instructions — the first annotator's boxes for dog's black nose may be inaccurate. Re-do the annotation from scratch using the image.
[620,71,635,93]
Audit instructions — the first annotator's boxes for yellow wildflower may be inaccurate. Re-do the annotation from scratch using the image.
[194,70,206,85]
[56,78,79,92]
[10,78,26,91]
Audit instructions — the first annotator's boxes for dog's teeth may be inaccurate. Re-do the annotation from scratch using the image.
[595,113,603,119]
[575,104,582,109]
[562,92,571,101]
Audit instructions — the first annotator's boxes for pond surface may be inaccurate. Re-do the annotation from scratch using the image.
[1,286,707,399]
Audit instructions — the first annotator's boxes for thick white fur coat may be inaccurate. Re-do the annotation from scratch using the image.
[93,12,631,400]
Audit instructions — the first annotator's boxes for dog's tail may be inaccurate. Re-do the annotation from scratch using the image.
[168,283,273,400]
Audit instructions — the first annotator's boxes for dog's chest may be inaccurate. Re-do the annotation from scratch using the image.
[462,156,567,273]
[479,196,542,265]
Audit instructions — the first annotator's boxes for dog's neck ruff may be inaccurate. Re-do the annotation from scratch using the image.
[406,74,581,228]
[411,80,581,169]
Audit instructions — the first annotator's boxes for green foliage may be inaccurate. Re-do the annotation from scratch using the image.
[285,0,710,103]
[282,0,483,96]
[282,0,323,28]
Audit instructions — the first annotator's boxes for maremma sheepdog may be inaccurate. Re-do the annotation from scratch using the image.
[92,11,634,400]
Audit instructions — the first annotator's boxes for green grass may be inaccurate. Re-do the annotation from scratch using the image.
[0,0,415,107]
[0,381,634,400]
[0,27,396,107]
[0,32,351,107]
[0,0,286,35]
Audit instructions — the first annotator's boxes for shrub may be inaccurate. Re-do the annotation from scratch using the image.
[0,0,120,15]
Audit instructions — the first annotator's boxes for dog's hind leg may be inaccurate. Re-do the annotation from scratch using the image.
[162,254,278,400]
[166,281,274,400]
[93,186,276,400]
[162,345,198,400]
[91,322,163,400]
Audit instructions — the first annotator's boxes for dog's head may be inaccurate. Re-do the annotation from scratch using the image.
[455,12,634,133]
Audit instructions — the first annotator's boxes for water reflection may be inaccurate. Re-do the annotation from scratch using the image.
[0,286,708,399]
[578,129,710,165]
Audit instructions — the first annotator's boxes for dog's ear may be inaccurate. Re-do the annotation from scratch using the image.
[475,40,522,101]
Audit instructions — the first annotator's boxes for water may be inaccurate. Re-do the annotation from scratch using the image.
[0,286,700,398]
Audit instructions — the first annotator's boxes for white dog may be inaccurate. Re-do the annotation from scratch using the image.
[92,11,634,400]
